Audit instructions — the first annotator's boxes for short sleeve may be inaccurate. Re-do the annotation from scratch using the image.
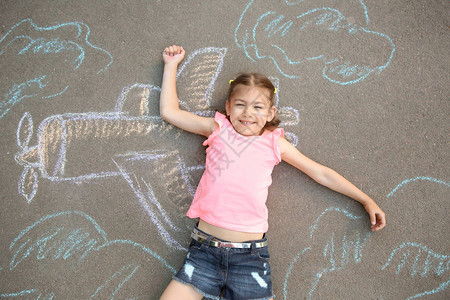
[202,112,228,146]
[272,128,285,163]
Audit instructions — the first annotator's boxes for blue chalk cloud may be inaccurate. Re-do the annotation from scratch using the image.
[235,0,395,85]
[0,19,113,121]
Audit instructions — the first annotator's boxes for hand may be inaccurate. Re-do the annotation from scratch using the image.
[363,200,386,231]
[163,45,185,66]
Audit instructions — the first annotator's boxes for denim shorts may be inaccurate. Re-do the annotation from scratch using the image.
[173,226,274,300]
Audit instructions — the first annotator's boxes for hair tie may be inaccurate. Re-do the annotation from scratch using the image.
[274,88,277,94]
[229,80,234,85]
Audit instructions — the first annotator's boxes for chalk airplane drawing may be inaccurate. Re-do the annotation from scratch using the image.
[235,0,395,85]
[0,19,113,120]
[113,150,198,251]
[0,211,174,299]
[15,47,300,251]
[284,177,449,299]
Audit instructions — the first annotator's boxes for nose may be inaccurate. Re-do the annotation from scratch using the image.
[242,106,253,116]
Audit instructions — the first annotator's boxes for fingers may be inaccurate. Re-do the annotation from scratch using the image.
[371,212,386,231]
[364,201,386,232]
[164,45,183,57]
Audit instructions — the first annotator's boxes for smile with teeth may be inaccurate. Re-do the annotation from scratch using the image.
[240,120,255,125]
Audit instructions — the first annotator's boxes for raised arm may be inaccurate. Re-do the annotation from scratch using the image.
[160,45,216,137]
[278,137,386,231]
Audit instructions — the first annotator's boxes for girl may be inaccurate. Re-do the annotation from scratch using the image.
[159,45,386,300]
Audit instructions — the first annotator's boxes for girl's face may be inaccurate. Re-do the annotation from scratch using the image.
[226,84,276,136]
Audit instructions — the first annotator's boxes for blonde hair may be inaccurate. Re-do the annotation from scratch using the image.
[227,73,280,131]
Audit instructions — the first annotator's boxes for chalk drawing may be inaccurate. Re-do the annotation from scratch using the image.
[283,207,371,299]
[1,211,174,299]
[176,47,227,113]
[0,290,54,299]
[387,176,450,198]
[235,0,395,84]
[380,177,449,299]
[284,177,449,299]
[14,47,300,251]
[0,19,113,120]
[113,151,197,251]
[381,242,448,277]
[89,263,141,299]
[14,47,299,201]
[14,83,177,203]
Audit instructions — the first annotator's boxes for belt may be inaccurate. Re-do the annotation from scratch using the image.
[191,228,267,249]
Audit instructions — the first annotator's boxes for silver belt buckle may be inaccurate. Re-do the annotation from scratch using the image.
[218,241,243,248]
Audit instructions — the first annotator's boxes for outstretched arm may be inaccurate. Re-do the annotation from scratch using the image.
[278,137,386,231]
[160,45,216,137]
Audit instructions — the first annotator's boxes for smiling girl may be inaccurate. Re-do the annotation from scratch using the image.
[159,45,386,300]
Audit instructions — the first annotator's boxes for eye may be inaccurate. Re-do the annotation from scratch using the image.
[254,106,263,110]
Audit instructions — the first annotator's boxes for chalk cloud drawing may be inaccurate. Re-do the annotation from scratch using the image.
[235,0,395,84]
[0,19,113,120]
[380,177,449,299]
[0,211,174,299]
[284,176,449,299]
[14,47,300,251]
[283,207,372,299]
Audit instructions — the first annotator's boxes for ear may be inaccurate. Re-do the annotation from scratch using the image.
[225,100,231,116]
[267,105,277,122]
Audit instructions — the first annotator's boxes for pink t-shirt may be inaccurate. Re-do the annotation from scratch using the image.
[187,112,284,233]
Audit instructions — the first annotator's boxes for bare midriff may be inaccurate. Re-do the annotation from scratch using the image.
[198,219,264,242]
